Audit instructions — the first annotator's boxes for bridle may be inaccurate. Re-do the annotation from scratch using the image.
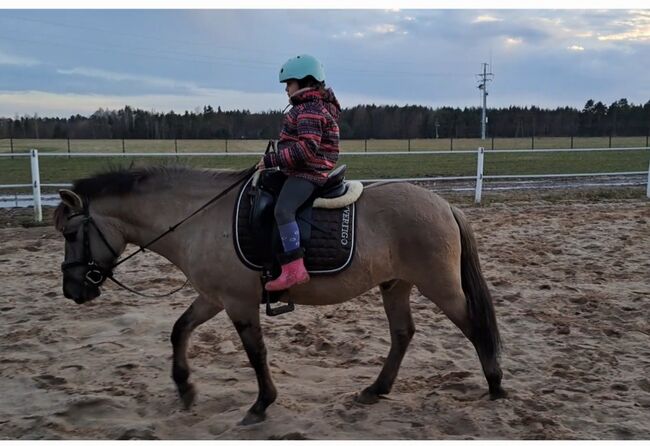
[61,203,118,288]
[61,165,257,298]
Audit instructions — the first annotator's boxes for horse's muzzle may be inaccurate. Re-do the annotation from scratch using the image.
[63,279,101,304]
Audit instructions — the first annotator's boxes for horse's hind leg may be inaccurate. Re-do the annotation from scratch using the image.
[357,279,415,405]
[419,282,505,399]
[171,295,224,408]
[226,303,277,425]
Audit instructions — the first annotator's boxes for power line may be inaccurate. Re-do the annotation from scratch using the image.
[0,13,446,71]
[0,32,472,80]
[0,14,287,56]
[0,14,474,79]
[0,34,277,69]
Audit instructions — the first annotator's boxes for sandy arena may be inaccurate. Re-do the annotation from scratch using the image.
[0,197,648,439]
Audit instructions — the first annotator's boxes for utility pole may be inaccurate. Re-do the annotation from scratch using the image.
[476,62,494,140]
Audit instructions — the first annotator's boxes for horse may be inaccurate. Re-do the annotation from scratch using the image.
[53,165,505,426]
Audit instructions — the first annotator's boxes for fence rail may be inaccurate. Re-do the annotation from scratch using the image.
[3,136,650,154]
[1,147,649,221]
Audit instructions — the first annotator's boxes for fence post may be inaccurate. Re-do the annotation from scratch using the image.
[10,137,13,158]
[225,138,228,153]
[571,135,574,149]
[491,136,494,150]
[407,139,411,152]
[647,158,650,199]
[122,138,125,153]
[646,133,648,147]
[608,134,612,148]
[450,137,453,151]
[531,135,535,150]
[364,139,367,152]
[475,147,484,204]
[30,149,42,222]
[67,138,71,159]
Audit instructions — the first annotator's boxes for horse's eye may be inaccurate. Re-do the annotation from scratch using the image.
[63,231,77,242]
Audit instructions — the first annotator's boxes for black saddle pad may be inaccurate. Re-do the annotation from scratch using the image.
[233,176,356,275]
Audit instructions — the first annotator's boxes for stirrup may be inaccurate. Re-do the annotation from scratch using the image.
[261,269,295,317]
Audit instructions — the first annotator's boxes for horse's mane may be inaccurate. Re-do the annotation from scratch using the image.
[53,165,248,231]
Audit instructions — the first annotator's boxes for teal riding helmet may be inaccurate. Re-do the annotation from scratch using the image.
[279,54,325,83]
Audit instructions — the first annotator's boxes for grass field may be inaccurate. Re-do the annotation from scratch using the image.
[1,136,649,154]
[1,148,648,191]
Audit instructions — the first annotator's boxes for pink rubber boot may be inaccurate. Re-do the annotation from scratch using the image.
[265,257,310,291]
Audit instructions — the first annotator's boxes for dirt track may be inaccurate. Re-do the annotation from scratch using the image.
[0,198,649,439]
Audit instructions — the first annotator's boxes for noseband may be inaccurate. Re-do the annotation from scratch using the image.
[60,202,118,288]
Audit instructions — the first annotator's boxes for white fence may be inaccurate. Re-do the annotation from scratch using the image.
[1,147,649,222]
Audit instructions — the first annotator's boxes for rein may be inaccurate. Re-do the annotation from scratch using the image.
[63,165,257,298]
[113,165,256,268]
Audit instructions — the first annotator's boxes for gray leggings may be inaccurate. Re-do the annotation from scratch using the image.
[274,176,318,225]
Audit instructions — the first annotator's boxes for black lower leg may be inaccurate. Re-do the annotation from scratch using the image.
[359,326,414,403]
[233,320,277,424]
[171,309,197,407]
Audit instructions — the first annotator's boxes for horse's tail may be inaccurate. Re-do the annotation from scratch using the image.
[450,205,502,359]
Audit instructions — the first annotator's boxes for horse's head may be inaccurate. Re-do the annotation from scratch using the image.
[55,189,126,304]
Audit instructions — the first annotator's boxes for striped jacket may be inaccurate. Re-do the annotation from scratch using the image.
[263,87,341,186]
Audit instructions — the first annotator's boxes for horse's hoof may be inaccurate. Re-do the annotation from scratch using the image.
[355,389,380,405]
[179,383,197,409]
[240,411,266,425]
[489,387,508,400]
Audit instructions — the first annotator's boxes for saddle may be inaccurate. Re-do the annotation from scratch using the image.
[232,164,363,315]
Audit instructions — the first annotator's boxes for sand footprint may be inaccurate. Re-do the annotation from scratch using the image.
[32,374,67,388]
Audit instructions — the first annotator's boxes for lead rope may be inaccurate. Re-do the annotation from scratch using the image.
[113,166,256,268]
[103,166,257,298]
[107,274,189,299]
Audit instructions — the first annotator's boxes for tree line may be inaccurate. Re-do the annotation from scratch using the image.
[1,98,649,140]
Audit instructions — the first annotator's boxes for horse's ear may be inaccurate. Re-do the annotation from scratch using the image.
[59,189,83,210]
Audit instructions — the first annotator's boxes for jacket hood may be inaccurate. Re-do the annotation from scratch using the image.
[290,87,341,121]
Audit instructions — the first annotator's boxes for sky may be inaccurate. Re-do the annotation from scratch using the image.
[0,8,649,117]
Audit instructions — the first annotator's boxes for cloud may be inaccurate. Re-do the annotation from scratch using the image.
[0,89,286,118]
[56,66,214,96]
[598,29,650,42]
[372,24,397,34]
[595,10,650,42]
[505,37,523,46]
[0,49,39,66]
[332,21,407,39]
[473,15,502,24]
[58,66,201,89]
[2,10,649,116]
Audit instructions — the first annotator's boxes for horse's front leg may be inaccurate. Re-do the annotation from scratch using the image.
[227,302,277,425]
[171,294,224,408]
